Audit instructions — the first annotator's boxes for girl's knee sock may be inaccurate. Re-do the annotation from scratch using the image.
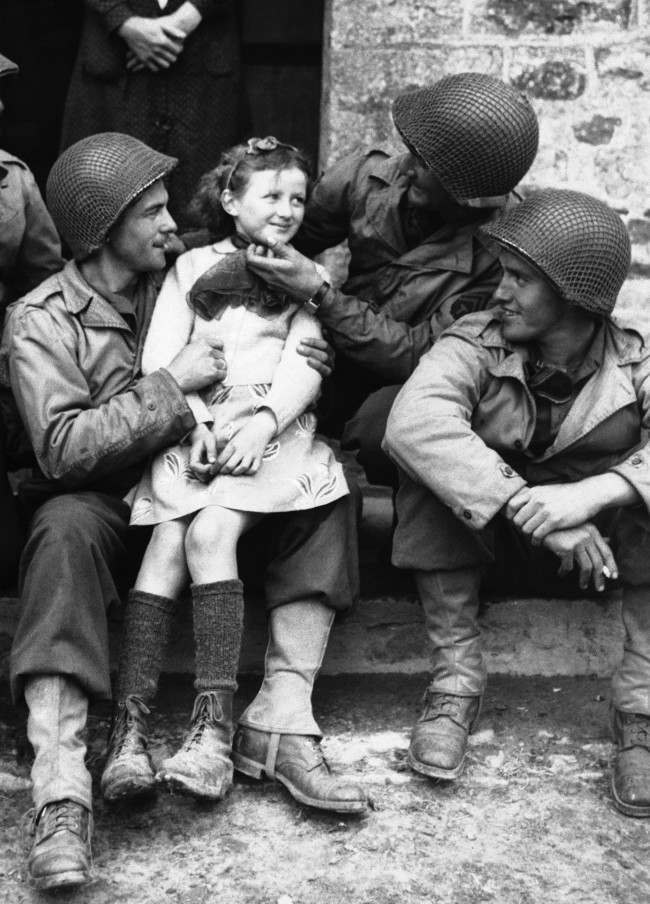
[116,589,176,701]
[192,579,244,693]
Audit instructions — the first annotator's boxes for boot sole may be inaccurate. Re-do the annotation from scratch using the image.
[33,868,91,891]
[407,749,465,781]
[232,750,367,814]
[157,769,232,801]
[610,777,650,818]
[102,776,156,802]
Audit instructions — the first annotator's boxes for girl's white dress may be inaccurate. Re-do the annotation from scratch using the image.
[128,242,348,526]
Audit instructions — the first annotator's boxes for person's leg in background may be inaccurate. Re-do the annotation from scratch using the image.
[341,385,402,489]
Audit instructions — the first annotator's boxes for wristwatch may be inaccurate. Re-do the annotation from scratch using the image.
[303,280,331,315]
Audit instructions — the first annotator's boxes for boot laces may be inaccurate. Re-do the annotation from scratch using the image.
[111,696,150,757]
[422,692,463,720]
[35,801,88,839]
[182,693,223,751]
[296,736,329,773]
[622,714,650,749]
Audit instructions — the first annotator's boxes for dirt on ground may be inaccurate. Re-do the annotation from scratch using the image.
[0,674,648,904]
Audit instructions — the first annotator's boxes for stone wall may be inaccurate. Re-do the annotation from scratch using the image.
[321,0,650,324]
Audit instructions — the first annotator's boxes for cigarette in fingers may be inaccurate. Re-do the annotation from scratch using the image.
[602,566,612,579]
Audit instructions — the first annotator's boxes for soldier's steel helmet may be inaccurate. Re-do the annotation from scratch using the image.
[392,73,539,202]
[46,133,177,260]
[481,188,631,316]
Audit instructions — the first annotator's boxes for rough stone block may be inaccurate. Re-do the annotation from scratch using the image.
[614,278,650,336]
[0,592,626,679]
[572,113,622,145]
[509,50,587,100]
[596,41,650,90]
[330,0,465,48]
[520,43,650,221]
[471,0,632,35]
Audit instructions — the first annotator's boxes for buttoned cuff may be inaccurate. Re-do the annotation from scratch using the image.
[449,462,527,530]
[611,450,650,512]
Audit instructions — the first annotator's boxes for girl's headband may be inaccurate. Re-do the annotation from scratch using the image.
[223,136,299,194]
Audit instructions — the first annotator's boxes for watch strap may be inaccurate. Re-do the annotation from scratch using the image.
[304,280,331,315]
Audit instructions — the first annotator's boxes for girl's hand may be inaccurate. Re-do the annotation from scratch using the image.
[189,424,217,483]
[215,410,277,476]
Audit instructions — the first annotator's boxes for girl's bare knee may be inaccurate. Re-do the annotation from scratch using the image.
[185,507,245,562]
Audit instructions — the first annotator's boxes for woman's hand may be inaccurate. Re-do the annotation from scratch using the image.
[215,410,277,476]
[119,16,186,71]
[188,424,217,483]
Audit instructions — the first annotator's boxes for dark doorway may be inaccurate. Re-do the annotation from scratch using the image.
[0,0,83,190]
[0,1,324,194]
[242,0,324,169]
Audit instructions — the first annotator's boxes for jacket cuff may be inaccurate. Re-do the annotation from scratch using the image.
[156,368,195,421]
[184,391,212,426]
[448,464,527,531]
[610,451,650,512]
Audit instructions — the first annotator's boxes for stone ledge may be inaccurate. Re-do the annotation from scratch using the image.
[0,591,623,679]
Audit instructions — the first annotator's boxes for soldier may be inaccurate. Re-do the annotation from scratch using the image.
[246,73,539,485]
[384,189,650,817]
[0,50,62,587]
[6,133,363,892]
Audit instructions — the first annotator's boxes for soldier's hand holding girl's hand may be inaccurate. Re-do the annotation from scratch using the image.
[188,424,218,483]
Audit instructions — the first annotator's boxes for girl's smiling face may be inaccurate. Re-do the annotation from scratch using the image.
[222,166,307,246]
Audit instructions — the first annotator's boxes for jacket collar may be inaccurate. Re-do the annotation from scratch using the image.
[58,260,140,331]
[484,317,647,459]
[363,151,506,273]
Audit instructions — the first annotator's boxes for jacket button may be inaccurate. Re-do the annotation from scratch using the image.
[147,401,156,411]
[630,454,642,466]
[463,510,472,520]
[503,465,514,477]
[514,440,523,450]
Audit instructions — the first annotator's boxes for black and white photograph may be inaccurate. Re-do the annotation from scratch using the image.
[0,1,649,901]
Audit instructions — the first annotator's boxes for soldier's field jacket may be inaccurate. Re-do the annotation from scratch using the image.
[295,150,512,383]
[384,311,650,531]
[6,260,195,491]
[0,150,62,317]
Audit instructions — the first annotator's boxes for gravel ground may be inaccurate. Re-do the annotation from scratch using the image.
[1,674,649,904]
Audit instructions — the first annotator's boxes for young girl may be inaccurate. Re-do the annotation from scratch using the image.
[101,137,348,802]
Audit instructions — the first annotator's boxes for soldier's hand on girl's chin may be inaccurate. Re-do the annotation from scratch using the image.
[249,243,275,258]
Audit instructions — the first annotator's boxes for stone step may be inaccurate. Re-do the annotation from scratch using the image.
[0,590,623,680]
[0,484,625,679]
